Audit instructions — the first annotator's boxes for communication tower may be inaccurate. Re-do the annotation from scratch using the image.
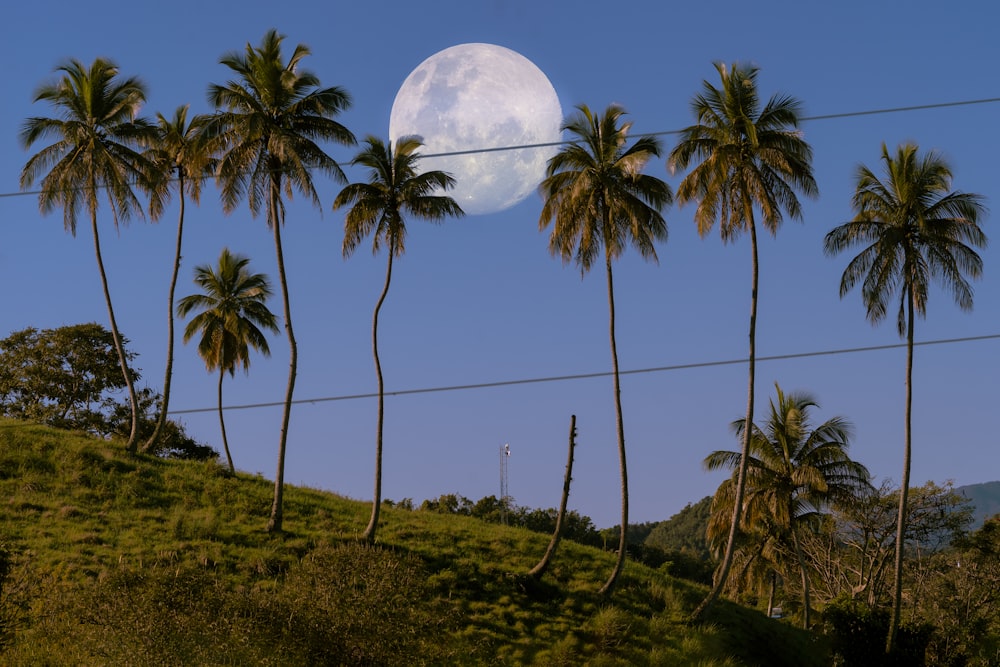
[500,443,511,525]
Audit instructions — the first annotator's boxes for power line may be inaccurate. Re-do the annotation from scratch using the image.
[800,97,1000,122]
[5,95,1000,201]
[167,333,1000,416]
[636,97,1000,144]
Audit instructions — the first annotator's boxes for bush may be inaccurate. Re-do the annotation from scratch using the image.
[824,599,933,666]
[2,543,462,665]
[278,543,460,664]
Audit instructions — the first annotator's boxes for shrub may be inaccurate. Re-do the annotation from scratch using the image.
[824,599,933,666]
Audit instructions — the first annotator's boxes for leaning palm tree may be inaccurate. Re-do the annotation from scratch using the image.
[141,105,218,453]
[824,142,986,653]
[333,135,464,543]
[528,414,579,580]
[705,384,871,628]
[177,248,279,474]
[19,58,158,454]
[205,29,356,532]
[539,103,671,595]
[668,62,818,620]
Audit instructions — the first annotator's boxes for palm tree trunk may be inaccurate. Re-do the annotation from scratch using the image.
[733,539,767,594]
[886,289,915,654]
[363,250,394,542]
[91,209,139,454]
[693,212,758,620]
[766,570,776,619]
[144,179,186,453]
[529,414,577,579]
[792,527,811,629]
[598,253,628,597]
[267,180,296,534]
[218,368,234,473]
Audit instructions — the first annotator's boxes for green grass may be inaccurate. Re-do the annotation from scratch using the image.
[0,419,828,665]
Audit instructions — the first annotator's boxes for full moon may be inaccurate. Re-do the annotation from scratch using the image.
[389,43,563,216]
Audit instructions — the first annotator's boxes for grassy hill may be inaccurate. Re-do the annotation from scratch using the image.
[0,419,827,665]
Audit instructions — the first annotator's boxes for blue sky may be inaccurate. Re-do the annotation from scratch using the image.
[2,1,997,529]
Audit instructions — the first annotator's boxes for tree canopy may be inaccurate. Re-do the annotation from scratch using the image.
[0,324,138,437]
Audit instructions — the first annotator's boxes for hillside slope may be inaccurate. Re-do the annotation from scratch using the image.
[0,420,826,665]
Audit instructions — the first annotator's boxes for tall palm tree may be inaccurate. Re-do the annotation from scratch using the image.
[668,62,818,619]
[539,103,671,595]
[176,248,279,474]
[205,29,356,532]
[19,58,158,454]
[823,142,986,653]
[705,384,871,628]
[142,105,218,453]
[333,135,464,543]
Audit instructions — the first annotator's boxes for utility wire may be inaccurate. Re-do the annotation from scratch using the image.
[5,95,1000,200]
[167,333,1000,415]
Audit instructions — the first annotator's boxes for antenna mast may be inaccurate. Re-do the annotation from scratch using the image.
[500,443,511,525]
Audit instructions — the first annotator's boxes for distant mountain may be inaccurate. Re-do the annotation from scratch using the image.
[644,496,712,559]
[634,482,999,564]
[956,481,1000,528]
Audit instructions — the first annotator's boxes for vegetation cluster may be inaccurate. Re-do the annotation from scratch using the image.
[0,324,214,461]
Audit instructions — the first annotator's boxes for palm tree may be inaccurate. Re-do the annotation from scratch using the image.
[668,62,818,619]
[823,142,986,653]
[177,248,279,474]
[333,135,464,542]
[705,384,871,628]
[19,58,158,454]
[205,29,356,532]
[539,103,671,595]
[142,105,217,453]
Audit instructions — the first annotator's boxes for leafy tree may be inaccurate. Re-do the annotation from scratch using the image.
[419,493,475,515]
[538,103,671,595]
[824,142,987,652]
[416,493,603,548]
[518,507,601,548]
[19,58,159,453]
[334,135,463,542]
[205,29,356,530]
[0,324,211,459]
[0,323,138,436]
[705,384,871,627]
[669,62,818,620]
[919,517,1000,666]
[177,248,279,474]
[142,105,217,453]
